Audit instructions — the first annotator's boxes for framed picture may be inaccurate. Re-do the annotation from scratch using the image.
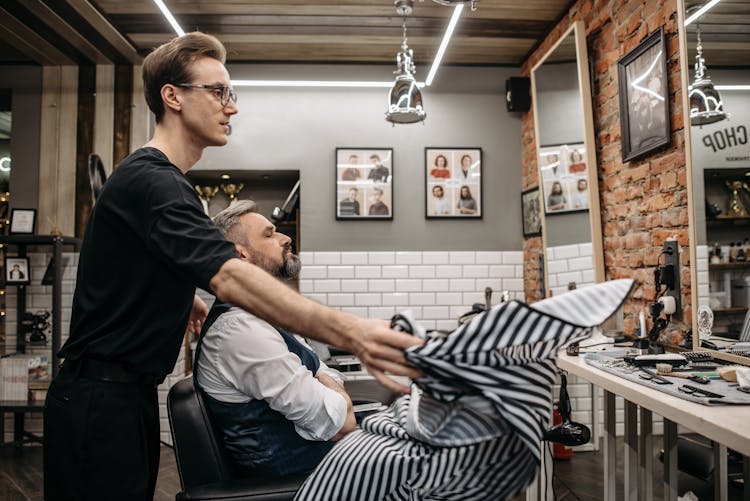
[5,256,30,285]
[425,147,482,219]
[539,143,589,214]
[9,208,36,235]
[521,188,542,238]
[617,27,670,162]
[336,148,393,220]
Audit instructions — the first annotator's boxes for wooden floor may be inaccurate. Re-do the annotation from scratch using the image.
[0,439,743,500]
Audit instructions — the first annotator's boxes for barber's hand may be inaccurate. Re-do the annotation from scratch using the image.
[188,294,209,334]
[350,318,423,394]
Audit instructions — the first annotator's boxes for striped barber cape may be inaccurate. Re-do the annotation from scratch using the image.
[295,279,635,501]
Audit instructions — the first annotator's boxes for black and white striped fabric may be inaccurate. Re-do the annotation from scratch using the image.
[295,279,635,501]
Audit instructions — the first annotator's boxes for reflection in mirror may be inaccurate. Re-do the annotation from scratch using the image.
[530,21,604,298]
[0,89,10,234]
[679,0,750,363]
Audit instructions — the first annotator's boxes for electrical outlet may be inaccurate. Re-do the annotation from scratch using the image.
[661,238,681,316]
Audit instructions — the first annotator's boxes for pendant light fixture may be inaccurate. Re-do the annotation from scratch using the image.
[689,23,728,126]
[386,0,426,125]
[432,0,478,11]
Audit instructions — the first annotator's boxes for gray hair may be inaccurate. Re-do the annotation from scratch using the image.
[212,200,258,245]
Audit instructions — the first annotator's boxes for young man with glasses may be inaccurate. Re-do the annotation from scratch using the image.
[43,32,421,501]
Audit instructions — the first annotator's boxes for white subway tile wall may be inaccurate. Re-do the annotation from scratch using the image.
[3,250,649,447]
[546,243,596,296]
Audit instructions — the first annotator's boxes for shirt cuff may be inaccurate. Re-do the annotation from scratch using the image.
[294,388,348,441]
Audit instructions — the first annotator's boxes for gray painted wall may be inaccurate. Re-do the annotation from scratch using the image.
[0,65,42,209]
[195,64,523,251]
[689,69,750,244]
[534,62,590,246]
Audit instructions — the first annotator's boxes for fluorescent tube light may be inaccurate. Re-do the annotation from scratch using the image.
[156,1,457,87]
[425,4,464,86]
[685,0,721,26]
[715,85,750,91]
[231,80,426,88]
[153,0,185,36]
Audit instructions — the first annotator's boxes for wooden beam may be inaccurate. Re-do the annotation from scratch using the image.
[23,0,113,64]
[67,0,142,64]
[0,6,74,65]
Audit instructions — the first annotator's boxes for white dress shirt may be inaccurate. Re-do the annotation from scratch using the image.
[195,307,347,441]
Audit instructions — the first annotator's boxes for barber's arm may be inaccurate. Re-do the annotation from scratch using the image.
[210,258,422,393]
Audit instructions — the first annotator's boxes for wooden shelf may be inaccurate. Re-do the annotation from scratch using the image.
[713,307,748,315]
[709,262,750,270]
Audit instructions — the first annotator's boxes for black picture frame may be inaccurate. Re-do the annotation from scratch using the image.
[522,187,542,237]
[9,208,37,235]
[617,27,670,162]
[335,148,393,220]
[5,256,30,285]
[425,147,483,219]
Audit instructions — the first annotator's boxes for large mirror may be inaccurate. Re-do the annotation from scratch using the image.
[679,0,750,364]
[530,21,604,297]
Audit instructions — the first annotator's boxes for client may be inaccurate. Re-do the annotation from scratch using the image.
[194,200,355,477]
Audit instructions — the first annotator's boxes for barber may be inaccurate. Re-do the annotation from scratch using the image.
[43,31,421,501]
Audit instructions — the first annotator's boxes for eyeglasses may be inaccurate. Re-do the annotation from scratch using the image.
[174,83,237,108]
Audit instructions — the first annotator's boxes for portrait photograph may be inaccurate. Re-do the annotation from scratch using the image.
[521,188,542,238]
[539,143,589,215]
[5,256,30,285]
[335,148,393,220]
[425,147,482,219]
[617,27,670,162]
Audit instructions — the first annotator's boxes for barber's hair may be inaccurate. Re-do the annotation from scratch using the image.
[142,32,227,123]
[212,200,258,246]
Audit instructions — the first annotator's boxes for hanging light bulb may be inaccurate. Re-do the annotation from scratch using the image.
[432,0,478,11]
[689,23,728,126]
[386,0,426,125]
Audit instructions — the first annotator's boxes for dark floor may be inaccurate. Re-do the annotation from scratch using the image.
[0,439,744,500]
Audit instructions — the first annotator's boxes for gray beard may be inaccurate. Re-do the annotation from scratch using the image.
[276,253,301,281]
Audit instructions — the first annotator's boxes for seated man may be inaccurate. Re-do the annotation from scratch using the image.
[195,200,356,478]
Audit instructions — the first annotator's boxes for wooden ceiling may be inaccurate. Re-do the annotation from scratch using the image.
[0,0,574,66]
[684,0,750,68]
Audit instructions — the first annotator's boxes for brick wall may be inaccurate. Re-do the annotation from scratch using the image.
[521,0,691,334]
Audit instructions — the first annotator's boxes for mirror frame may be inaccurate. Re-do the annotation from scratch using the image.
[530,20,605,295]
[678,0,750,365]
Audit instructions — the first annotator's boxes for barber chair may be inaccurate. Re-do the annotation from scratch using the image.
[167,377,307,500]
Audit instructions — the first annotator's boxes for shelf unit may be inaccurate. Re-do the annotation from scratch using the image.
[0,234,81,445]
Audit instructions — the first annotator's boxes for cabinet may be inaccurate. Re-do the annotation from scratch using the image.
[186,169,301,252]
[704,169,750,340]
[0,235,81,445]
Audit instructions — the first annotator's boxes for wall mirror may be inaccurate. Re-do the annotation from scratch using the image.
[530,21,604,298]
[678,0,750,364]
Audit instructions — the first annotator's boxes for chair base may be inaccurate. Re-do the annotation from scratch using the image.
[176,473,307,501]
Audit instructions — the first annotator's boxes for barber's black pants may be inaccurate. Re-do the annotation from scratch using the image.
[43,366,160,501]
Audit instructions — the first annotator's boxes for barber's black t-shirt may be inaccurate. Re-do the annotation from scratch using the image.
[60,147,238,378]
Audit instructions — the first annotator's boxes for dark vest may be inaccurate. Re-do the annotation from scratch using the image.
[194,302,334,477]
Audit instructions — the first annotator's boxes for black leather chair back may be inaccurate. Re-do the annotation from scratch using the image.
[167,376,236,489]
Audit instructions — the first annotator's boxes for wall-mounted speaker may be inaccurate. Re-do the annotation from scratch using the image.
[505,77,530,112]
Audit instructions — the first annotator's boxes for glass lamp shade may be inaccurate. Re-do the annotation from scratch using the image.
[689,78,727,126]
[386,74,426,124]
